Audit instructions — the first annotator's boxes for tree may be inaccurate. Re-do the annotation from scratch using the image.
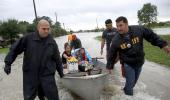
[55,21,61,28]
[26,23,36,33]
[18,21,29,34]
[51,20,67,37]
[0,19,20,44]
[0,16,68,46]
[138,3,158,28]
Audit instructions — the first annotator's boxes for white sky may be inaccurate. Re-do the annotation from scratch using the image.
[0,0,170,31]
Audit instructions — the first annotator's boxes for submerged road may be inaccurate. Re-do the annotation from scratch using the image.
[0,32,170,100]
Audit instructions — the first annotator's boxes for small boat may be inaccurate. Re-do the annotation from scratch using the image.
[61,58,109,100]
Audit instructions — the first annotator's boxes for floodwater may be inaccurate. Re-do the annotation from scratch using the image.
[153,27,170,35]
[0,32,170,100]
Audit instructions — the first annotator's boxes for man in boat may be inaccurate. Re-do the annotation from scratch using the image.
[106,16,170,96]
[4,19,64,100]
[100,19,117,60]
[70,34,82,50]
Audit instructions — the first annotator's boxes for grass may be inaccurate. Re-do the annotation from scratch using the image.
[0,47,9,54]
[144,35,170,67]
[95,36,102,41]
[95,35,170,67]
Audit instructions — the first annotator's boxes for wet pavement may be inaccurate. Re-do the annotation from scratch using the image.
[0,32,170,100]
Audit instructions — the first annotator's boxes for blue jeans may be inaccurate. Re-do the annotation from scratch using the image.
[123,63,142,95]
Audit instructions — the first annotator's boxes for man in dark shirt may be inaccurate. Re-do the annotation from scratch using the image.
[4,19,64,100]
[106,16,170,96]
[101,19,117,60]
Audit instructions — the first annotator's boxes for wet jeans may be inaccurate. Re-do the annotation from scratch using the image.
[123,63,142,95]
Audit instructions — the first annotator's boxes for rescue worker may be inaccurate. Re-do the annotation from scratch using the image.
[4,19,64,100]
[100,19,117,60]
[106,16,170,96]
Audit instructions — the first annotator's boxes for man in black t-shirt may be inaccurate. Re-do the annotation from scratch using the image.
[101,19,117,60]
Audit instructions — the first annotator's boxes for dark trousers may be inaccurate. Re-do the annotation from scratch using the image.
[37,84,45,100]
[123,63,142,96]
[23,75,59,100]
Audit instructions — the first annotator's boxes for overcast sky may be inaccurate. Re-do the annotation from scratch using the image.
[0,0,170,31]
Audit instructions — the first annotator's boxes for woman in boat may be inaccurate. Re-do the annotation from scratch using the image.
[75,48,93,72]
[62,42,72,69]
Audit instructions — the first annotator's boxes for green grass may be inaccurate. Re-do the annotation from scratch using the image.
[0,47,9,54]
[95,35,170,67]
[95,36,102,41]
[144,35,170,67]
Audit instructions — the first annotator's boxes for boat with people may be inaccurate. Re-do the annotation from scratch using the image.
[61,56,109,100]
[61,37,109,100]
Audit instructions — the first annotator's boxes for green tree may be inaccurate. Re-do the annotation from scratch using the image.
[138,3,158,28]
[26,23,36,33]
[18,21,29,34]
[55,21,61,28]
[0,19,20,44]
[52,24,67,37]
[55,21,67,36]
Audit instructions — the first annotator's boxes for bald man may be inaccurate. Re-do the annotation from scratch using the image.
[4,19,64,100]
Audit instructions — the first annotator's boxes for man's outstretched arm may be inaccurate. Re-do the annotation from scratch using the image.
[4,37,26,75]
[142,27,170,54]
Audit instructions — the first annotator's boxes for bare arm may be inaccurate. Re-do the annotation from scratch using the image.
[63,54,71,60]
[100,38,105,55]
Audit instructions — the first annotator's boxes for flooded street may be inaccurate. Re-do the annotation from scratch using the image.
[0,32,170,100]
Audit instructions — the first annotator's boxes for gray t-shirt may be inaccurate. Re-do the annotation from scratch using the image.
[102,28,117,51]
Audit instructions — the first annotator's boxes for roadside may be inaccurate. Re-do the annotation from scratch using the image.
[0,48,9,54]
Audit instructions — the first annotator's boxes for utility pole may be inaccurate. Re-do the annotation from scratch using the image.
[55,12,58,23]
[33,0,38,22]
[96,17,99,31]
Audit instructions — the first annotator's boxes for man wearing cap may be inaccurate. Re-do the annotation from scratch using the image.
[4,19,64,100]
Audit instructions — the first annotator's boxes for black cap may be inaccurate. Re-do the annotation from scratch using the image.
[105,19,112,24]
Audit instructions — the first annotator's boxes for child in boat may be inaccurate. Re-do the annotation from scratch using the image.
[75,48,93,72]
[62,42,72,69]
